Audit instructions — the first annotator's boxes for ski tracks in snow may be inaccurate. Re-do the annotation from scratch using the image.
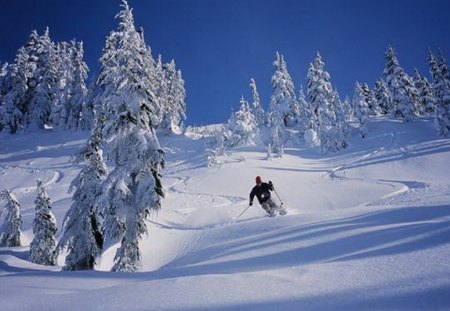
[324,130,441,208]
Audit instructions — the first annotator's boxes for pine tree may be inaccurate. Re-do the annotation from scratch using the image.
[0,48,29,133]
[0,189,22,247]
[58,126,106,270]
[438,49,450,82]
[361,83,379,115]
[79,72,99,131]
[413,69,434,115]
[296,86,311,136]
[271,126,283,157]
[342,95,353,120]
[228,96,259,146]
[353,82,371,138]
[383,46,417,121]
[50,41,71,129]
[97,0,165,272]
[306,52,348,153]
[249,78,266,128]
[429,50,450,136]
[154,54,166,128]
[51,40,89,130]
[268,52,296,143]
[373,79,392,115]
[26,28,58,130]
[159,60,186,134]
[30,180,57,266]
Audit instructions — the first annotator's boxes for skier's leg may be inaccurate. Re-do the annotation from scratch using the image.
[266,198,279,216]
[261,202,275,217]
[268,197,286,215]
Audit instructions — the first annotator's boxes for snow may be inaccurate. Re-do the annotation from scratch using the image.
[1,117,450,310]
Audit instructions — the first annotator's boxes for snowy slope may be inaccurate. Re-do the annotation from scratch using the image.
[1,117,450,311]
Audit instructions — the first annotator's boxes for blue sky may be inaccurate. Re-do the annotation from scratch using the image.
[0,0,449,125]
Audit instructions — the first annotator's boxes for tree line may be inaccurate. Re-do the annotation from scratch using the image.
[0,0,185,272]
[208,46,450,163]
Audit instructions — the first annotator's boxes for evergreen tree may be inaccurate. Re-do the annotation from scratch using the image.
[79,72,98,131]
[26,28,58,130]
[154,54,166,128]
[249,78,266,128]
[353,82,371,138]
[413,69,434,115]
[361,83,379,115]
[0,48,29,133]
[373,79,392,115]
[268,52,296,143]
[58,126,106,270]
[270,126,284,157]
[97,0,165,272]
[0,62,8,130]
[306,52,348,153]
[429,50,450,136]
[51,40,89,130]
[228,96,259,146]
[383,46,417,121]
[30,180,57,266]
[341,95,353,120]
[0,189,22,247]
[296,86,311,136]
[438,49,450,82]
[159,60,186,134]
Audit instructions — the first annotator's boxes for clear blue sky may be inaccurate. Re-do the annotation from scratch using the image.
[0,0,449,125]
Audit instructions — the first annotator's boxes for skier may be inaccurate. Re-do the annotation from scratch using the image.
[249,176,286,217]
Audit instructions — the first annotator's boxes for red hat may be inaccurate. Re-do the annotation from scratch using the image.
[255,176,262,183]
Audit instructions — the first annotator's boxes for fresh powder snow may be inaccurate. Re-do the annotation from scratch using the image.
[1,117,449,310]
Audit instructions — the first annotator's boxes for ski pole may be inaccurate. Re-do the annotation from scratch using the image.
[272,187,284,206]
[235,204,252,221]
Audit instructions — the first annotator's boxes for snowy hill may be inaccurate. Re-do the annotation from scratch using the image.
[1,117,450,311]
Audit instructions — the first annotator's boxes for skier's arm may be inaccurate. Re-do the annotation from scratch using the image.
[268,181,274,191]
[249,188,255,205]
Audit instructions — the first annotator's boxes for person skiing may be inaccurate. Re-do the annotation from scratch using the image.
[249,176,286,217]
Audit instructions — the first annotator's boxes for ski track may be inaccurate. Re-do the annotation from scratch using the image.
[324,129,431,207]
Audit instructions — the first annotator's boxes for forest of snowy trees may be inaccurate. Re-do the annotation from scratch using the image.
[0,0,183,272]
[208,46,450,162]
[1,0,450,272]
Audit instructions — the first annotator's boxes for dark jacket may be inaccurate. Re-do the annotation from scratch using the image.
[250,182,273,204]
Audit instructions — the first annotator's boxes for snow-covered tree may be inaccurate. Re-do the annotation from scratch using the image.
[429,50,450,136]
[296,86,311,136]
[332,89,351,143]
[413,69,434,115]
[249,78,266,127]
[268,52,297,142]
[25,28,58,130]
[228,96,259,146]
[0,189,22,247]
[373,79,392,115]
[207,124,230,156]
[383,46,417,121]
[438,49,450,82]
[361,83,379,115]
[341,95,353,120]
[79,72,98,131]
[353,82,371,138]
[0,48,29,133]
[96,0,165,272]
[271,126,284,157]
[153,54,166,128]
[30,180,57,266]
[58,126,106,270]
[51,40,89,130]
[159,60,186,134]
[306,52,348,153]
